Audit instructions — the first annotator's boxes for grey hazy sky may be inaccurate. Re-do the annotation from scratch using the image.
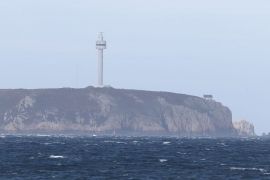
[0,0,269,134]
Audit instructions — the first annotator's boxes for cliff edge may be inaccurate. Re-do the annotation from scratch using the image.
[0,87,236,137]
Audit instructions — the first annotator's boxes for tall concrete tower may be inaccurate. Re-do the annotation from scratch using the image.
[96,32,106,87]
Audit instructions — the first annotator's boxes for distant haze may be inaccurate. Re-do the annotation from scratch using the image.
[0,0,269,134]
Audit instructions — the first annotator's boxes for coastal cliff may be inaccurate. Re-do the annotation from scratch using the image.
[233,120,256,137]
[0,87,236,136]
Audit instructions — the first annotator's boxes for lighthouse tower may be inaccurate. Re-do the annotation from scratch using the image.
[96,32,107,87]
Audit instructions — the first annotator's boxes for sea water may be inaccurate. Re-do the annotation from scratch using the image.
[0,135,269,179]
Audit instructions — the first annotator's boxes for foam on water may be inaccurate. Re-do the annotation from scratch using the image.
[36,134,52,137]
[230,167,267,173]
[49,155,65,159]
[162,141,171,145]
[218,142,228,146]
[116,141,127,144]
[0,135,6,138]
[159,159,168,163]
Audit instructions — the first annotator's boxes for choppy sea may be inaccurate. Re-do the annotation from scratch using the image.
[0,135,269,179]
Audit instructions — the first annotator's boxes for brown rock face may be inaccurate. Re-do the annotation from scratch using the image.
[0,87,236,137]
[233,120,256,137]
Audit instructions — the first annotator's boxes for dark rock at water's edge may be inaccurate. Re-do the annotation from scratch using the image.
[0,86,237,137]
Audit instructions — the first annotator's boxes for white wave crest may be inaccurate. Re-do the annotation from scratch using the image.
[230,167,267,173]
[159,159,168,163]
[49,155,65,159]
[163,142,171,145]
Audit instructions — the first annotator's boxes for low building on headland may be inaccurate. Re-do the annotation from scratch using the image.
[203,94,213,101]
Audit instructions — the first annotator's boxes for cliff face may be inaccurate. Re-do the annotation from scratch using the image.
[233,120,256,137]
[0,87,236,136]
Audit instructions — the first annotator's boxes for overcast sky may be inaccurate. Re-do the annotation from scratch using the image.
[0,0,269,134]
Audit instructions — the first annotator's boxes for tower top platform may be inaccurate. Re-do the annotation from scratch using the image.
[96,32,106,50]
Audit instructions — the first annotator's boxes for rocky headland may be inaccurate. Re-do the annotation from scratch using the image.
[233,120,256,137]
[0,87,238,137]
